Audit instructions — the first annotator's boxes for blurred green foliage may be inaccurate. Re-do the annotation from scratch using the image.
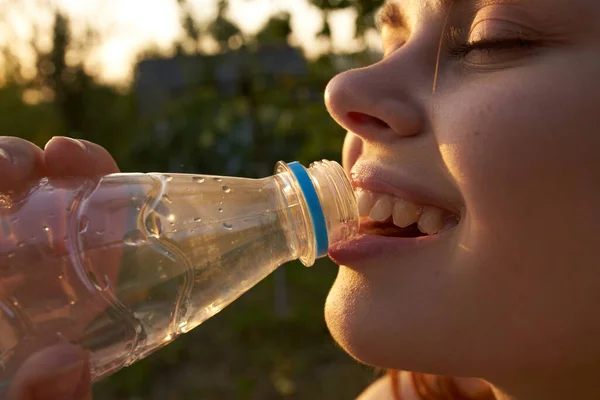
[1,0,385,398]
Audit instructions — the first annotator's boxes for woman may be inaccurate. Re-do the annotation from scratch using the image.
[4,0,600,398]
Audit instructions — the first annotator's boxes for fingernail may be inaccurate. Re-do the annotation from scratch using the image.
[46,137,88,152]
[0,146,14,164]
[61,137,88,152]
[66,138,88,152]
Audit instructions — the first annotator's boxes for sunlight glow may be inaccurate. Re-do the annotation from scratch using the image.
[0,0,368,85]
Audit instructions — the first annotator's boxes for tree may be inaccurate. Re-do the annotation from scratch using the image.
[352,0,384,41]
[310,0,384,47]
[176,0,202,54]
[254,12,292,46]
[33,12,93,136]
[207,0,243,52]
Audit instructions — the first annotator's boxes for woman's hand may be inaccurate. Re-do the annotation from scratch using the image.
[1,136,119,400]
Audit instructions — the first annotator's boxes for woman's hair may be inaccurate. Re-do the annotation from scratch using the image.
[389,370,496,400]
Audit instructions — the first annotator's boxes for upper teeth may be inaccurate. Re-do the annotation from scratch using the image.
[356,189,458,235]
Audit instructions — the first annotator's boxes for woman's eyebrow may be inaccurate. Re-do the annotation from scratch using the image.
[376,0,459,30]
[376,0,510,31]
[376,1,406,30]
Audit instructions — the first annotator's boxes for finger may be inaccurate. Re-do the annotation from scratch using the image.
[0,137,48,193]
[8,344,92,400]
[44,137,119,178]
[43,137,124,335]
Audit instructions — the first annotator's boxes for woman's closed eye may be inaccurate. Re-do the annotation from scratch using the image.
[448,35,537,65]
[447,16,543,67]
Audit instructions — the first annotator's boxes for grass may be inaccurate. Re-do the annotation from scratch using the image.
[92,258,379,399]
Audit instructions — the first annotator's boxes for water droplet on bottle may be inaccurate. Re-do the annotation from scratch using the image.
[223,223,233,231]
[193,176,205,184]
[218,208,223,213]
[124,230,146,246]
[190,229,196,234]
[43,226,50,232]
[193,217,202,223]
[79,216,90,233]
[219,200,223,205]
[164,334,173,341]
[164,175,173,182]
[168,214,176,224]
[213,177,223,183]
[162,194,173,204]
[58,274,64,280]
[12,301,19,307]
[10,217,19,223]
[70,300,76,305]
[95,230,105,235]
[136,206,141,211]
[160,274,167,280]
[222,186,231,193]
[7,252,15,258]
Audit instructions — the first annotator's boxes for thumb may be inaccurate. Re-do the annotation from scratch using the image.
[8,344,92,400]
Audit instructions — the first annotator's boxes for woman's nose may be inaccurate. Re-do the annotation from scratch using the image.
[325,65,424,143]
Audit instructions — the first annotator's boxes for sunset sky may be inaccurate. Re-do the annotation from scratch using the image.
[0,0,381,85]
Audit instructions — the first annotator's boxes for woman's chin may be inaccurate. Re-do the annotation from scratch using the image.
[323,266,414,370]
[324,265,478,377]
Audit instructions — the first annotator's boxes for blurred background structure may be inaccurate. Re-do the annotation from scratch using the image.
[0,0,385,398]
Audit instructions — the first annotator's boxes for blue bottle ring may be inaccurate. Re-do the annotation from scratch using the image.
[288,162,328,258]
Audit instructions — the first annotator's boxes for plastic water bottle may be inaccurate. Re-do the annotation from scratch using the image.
[0,160,358,387]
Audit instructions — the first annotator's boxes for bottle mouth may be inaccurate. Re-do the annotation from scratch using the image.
[307,160,359,245]
[276,160,359,267]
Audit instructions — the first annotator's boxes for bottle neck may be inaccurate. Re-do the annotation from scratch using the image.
[275,160,359,266]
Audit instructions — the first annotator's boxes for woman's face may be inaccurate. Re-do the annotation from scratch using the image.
[324,0,600,382]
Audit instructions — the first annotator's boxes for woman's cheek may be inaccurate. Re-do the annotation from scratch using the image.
[437,75,559,222]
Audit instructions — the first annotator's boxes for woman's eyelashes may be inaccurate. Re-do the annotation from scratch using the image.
[443,20,540,66]
[379,18,540,66]
[448,35,536,64]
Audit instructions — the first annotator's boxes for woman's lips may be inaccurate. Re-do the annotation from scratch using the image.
[328,226,454,267]
[350,162,463,217]
[333,160,463,267]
